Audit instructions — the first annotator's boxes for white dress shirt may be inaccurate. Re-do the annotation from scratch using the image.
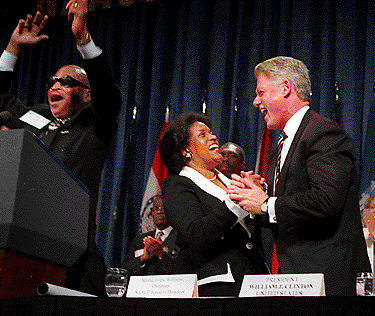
[155,226,173,242]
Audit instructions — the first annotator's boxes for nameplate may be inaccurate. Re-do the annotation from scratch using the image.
[239,273,325,297]
[19,110,51,130]
[126,274,198,298]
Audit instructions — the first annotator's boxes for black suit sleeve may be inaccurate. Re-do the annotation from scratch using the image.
[120,232,153,275]
[82,52,122,144]
[162,175,238,253]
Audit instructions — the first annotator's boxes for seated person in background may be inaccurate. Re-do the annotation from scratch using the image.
[217,142,246,177]
[363,195,375,272]
[159,112,269,297]
[121,196,179,275]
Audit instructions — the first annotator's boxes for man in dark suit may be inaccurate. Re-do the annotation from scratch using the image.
[228,56,371,296]
[0,0,122,295]
[121,196,179,275]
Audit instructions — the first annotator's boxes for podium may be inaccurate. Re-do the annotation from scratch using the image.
[0,129,90,299]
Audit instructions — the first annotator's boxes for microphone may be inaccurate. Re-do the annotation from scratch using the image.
[334,77,340,105]
[0,111,12,126]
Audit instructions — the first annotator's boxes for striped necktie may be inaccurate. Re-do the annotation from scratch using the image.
[271,131,287,274]
[275,130,287,186]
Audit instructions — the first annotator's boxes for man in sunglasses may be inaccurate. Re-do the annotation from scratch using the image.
[0,0,121,296]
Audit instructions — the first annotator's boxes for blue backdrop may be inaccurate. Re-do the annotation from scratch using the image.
[1,0,375,266]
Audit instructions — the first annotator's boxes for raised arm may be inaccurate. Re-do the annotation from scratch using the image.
[5,12,49,57]
[66,0,91,46]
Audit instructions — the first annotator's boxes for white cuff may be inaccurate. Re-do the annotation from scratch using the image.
[0,50,18,71]
[224,195,253,220]
[268,197,277,223]
[134,249,144,258]
[77,40,102,60]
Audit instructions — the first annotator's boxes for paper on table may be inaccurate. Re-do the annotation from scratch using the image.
[37,282,97,297]
[197,263,235,286]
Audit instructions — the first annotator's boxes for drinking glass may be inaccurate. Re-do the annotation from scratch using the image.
[105,267,129,298]
[356,272,373,296]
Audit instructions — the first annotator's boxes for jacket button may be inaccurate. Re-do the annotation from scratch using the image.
[245,242,253,250]
[60,145,66,152]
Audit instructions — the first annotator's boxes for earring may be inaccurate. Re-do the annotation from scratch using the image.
[185,151,192,159]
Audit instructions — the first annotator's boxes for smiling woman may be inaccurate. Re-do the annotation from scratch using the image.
[159,112,270,297]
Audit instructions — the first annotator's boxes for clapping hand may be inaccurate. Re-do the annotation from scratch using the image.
[228,173,269,214]
[141,234,164,261]
[238,170,267,191]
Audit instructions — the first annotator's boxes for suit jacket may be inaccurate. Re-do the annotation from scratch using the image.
[0,53,122,250]
[120,229,179,276]
[162,169,269,297]
[266,108,371,296]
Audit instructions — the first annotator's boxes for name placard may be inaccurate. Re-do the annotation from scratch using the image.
[239,273,325,297]
[126,274,198,298]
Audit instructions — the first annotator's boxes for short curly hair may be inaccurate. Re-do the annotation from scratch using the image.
[160,112,211,175]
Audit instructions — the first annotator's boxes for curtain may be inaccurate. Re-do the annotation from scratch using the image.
[1,0,375,266]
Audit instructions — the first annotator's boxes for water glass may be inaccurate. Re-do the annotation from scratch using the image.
[105,267,129,298]
[356,272,373,296]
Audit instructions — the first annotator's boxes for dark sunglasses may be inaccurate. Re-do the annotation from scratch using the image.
[47,75,89,89]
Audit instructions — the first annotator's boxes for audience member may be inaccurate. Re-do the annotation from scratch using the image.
[0,0,122,295]
[217,142,245,177]
[160,112,269,297]
[121,196,179,275]
[228,56,371,296]
[363,195,375,272]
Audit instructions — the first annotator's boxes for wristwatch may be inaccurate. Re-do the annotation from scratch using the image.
[261,198,269,213]
[77,32,92,46]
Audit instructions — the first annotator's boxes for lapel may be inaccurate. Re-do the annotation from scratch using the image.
[162,229,178,252]
[38,104,90,146]
[179,166,251,232]
[274,109,315,196]
[143,230,155,241]
[179,166,230,202]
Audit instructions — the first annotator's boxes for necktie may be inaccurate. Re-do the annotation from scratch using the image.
[275,130,287,187]
[271,243,279,274]
[271,131,287,274]
[48,119,62,130]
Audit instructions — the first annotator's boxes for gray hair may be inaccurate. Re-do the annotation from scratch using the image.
[254,56,311,102]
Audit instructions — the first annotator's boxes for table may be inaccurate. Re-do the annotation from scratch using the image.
[0,296,374,315]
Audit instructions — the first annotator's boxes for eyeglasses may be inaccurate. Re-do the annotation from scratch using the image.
[47,75,89,89]
[151,206,164,213]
